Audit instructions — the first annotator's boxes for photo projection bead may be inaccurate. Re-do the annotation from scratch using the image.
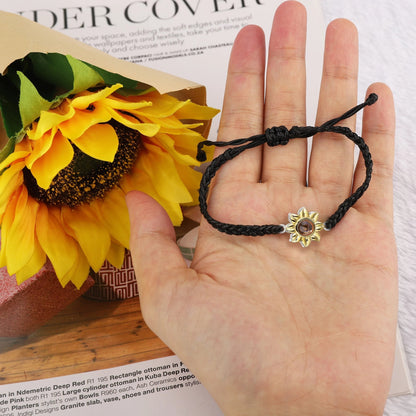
[296,218,315,237]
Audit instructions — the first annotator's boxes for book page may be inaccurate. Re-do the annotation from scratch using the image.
[0,356,224,415]
[0,331,411,415]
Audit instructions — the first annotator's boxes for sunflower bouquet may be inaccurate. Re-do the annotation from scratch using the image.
[0,52,219,290]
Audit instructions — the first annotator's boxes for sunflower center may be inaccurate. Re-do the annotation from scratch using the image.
[23,120,141,207]
[296,218,315,237]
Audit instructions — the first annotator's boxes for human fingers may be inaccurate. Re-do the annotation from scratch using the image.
[214,24,265,183]
[126,191,189,320]
[309,19,358,202]
[262,1,307,185]
[353,83,395,220]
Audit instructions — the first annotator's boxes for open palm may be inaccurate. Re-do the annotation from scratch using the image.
[127,2,397,415]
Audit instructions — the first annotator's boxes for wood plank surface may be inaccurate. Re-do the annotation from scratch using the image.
[0,296,173,385]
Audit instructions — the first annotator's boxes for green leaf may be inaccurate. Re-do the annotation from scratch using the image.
[17,72,52,131]
[84,62,153,96]
[0,75,21,139]
[67,55,104,95]
[0,137,16,166]
[0,52,156,140]
[28,53,74,98]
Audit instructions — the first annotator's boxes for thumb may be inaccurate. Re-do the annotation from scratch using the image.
[126,191,188,298]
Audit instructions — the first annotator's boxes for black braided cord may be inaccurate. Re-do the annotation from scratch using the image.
[196,94,377,236]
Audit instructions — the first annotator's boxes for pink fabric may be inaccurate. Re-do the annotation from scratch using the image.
[0,261,94,337]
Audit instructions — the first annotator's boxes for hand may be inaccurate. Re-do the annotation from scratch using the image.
[126,2,397,415]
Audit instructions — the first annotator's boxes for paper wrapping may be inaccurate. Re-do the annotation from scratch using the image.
[0,10,212,150]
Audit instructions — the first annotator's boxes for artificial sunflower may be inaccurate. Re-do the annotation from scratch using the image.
[286,207,324,248]
[0,52,218,288]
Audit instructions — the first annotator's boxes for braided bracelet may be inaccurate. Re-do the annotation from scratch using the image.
[196,94,377,247]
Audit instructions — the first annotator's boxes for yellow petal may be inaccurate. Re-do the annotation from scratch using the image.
[0,162,24,218]
[130,92,186,117]
[174,100,220,120]
[137,92,219,120]
[160,124,203,135]
[36,204,78,283]
[31,132,74,189]
[172,133,214,162]
[72,123,119,162]
[138,114,202,133]
[58,103,111,140]
[138,143,192,203]
[149,133,200,166]
[175,163,202,206]
[107,108,160,137]
[15,236,46,284]
[70,84,122,109]
[0,150,30,172]
[103,96,153,111]
[25,129,55,169]
[61,204,111,272]
[0,190,19,268]
[63,246,91,289]
[6,190,40,275]
[29,103,75,140]
[90,186,130,249]
[106,241,126,269]
[122,167,183,226]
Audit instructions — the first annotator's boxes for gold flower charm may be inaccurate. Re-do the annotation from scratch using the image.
[285,207,324,248]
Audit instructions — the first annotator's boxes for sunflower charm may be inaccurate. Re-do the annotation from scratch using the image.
[285,207,324,248]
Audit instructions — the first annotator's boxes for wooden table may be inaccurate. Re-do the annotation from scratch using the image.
[0,296,173,384]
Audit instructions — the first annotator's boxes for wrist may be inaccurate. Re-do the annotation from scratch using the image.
[217,377,387,416]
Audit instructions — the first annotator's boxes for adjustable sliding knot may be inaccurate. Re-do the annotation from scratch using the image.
[197,94,378,246]
[265,126,290,146]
